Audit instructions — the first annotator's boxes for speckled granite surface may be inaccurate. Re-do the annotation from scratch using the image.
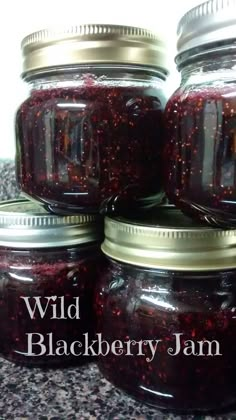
[0,359,234,420]
[0,359,163,419]
[0,160,235,420]
[0,161,19,202]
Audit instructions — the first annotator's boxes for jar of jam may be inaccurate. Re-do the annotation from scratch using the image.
[0,198,103,366]
[165,0,236,228]
[16,25,168,215]
[95,206,236,413]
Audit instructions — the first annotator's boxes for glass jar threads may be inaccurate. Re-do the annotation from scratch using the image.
[165,0,236,227]
[16,25,168,215]
[0,199,103,366]
[95,207,236,413]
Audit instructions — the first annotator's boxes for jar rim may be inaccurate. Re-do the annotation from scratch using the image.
[102,206,236,271]
[176,40,236,70]
[23,64,168,83]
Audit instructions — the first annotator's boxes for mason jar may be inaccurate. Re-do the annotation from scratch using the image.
[16,25,168,215]
[0,199,103,366]
[165,0,236,228]
[95,206,236,412]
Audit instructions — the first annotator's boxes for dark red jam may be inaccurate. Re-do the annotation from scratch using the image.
[165,84,236,227]
[16,78,166,215]
[0,245,103,366]
[95,259,236,413]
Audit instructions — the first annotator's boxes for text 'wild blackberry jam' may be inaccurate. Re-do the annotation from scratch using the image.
[165,0,236,227]
[16,25,168,215]
[95,206,236,413]
[0,199,103,367]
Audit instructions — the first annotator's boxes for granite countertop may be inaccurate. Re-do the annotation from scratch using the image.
[0,358,232,420]
[0,161,235,420]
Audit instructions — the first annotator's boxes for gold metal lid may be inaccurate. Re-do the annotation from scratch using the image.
[102,206,236,271]
[0,199,103,249]
[21,24,168,78]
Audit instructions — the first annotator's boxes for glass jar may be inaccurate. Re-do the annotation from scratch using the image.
[0,199,103,366]
[16,25,168,215]
[95,206,236,413]
[165,0,236,228]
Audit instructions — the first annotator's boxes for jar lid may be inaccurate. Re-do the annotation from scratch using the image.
[102,206,236,271]
[0,199,103,249]
[21,24,168,78]
[177,0,236,55]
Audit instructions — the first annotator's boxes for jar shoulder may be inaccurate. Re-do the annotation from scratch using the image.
[166,79,236,109]
[97,261,236,312]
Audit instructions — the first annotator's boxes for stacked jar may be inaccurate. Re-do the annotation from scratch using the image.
[0,198,103,367]
[164,0,236,228]
[95,206,236,413]
[16,25,168,215]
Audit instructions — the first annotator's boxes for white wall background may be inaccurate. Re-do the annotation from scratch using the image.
[1,0,202,159]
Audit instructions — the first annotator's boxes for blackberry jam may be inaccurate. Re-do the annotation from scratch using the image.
[0,199,103,367]
[164,0,236,227]
[95,207,236,413]
[16,25,168,215]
